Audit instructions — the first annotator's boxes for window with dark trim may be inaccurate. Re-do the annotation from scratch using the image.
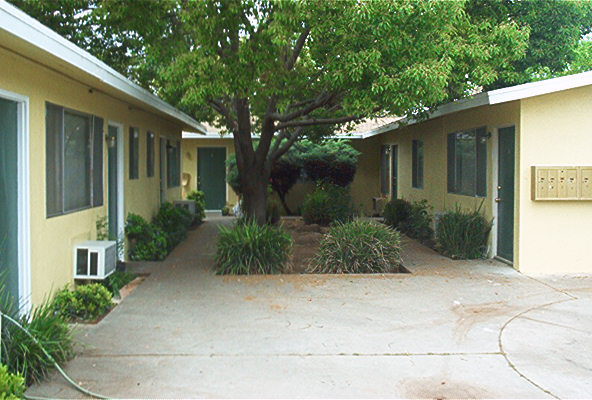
[167,140,181,187]
[129,127,139,179]
[447,127,487,197]
[147,131,155,177]
[46,103,103,217]
[412,139,424,189]
[380,145,390,195]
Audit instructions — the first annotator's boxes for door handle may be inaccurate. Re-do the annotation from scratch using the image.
[495,197,502,203]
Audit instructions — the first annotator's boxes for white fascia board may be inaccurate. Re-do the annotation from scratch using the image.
[0,0,207,134]
[488,70,592,104]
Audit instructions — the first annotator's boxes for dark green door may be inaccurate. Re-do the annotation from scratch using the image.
[497,126,515,261]
[198,147,227,210]
[107,125,119,239]
[0,97,19,302]
[391,145,398,199]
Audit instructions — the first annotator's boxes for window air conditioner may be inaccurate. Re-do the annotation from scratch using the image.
[174,200,196,216]
[73,241,117,280]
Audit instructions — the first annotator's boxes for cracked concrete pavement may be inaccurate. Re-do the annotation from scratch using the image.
[27,216,592,399]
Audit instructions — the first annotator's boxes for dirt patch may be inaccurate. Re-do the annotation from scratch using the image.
[281,218,328,273]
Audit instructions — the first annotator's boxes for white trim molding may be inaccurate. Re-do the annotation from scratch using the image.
[0,0,206,135]
[0,87,32,314]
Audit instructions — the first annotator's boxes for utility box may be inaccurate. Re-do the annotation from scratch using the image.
[532,166,592,200]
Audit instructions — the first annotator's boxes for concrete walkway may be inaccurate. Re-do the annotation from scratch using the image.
[28,217,592,399]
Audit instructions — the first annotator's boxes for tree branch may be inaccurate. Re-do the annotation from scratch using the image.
[270,91,335,122]
[286,26,310,71]
[270,127,304,162]
[208,99,237,132]
[275,114,361,130]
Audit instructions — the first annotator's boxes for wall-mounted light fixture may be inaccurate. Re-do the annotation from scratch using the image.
[106,134,117,148]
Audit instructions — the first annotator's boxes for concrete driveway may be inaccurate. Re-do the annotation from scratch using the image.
[28,217,592,399]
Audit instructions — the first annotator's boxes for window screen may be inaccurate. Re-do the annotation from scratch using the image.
[380,145,390,195]
[129,127,140,179]
[412,139,424,189]
[147,131,155,177]
[447,127,487,197]
[45,103,103,217]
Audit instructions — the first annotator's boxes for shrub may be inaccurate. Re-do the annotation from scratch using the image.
[0,364,25,400]
[267,196,281,225]
[301,184,355,226]
[103,271,137,297]
[125,213,168,261]
[399,199,434,241]
[296,140,361,187]
[383,198,412,228]
[310,219,403,274]
[187,190,206,223]
[153,202,193,249]
[1,284,73,385]
[436,205,493,259]
[215,220,292,275]
[53,284,113,322]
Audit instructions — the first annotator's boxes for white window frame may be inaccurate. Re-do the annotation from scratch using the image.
[0,88,31,314]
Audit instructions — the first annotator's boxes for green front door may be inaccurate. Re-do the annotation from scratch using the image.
[0,97,19,302]
[497,126,515,261]
[198,147,227,210]
[107,125,119,239]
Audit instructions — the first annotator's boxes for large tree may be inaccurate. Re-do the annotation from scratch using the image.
[12,0,531,223]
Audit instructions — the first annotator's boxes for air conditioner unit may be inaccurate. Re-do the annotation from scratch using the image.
[174,200,196,216]
[73,241,117,280]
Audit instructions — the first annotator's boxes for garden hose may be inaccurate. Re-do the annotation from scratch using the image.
[0,311,113,400]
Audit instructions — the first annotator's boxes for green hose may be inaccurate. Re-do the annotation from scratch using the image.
[1,312,113,400]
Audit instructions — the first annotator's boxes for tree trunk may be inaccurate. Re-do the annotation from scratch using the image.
[277,191,292,216]
[240,165,269,225]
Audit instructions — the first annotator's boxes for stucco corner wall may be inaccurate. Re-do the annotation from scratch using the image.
[518,86,592,274]
[1,46,184,306]
[181,138,238,207]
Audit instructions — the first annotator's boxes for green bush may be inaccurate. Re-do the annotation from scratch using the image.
[301,184,355,226]
[399,199,434,241]
[1,284,73,385]
[125,202,194,261]
[0,364,25,400]
[436,205,493,259]
[267,196,281,225]
[103,271,137,297]
[153,202,193,250]
[296,139,361,187]
[53,284,113,322]
[310,219,403,273]
[187,190,206,223]
[215,220,293,275]
[383,198,412,228]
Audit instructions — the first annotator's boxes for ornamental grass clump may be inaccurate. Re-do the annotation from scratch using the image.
[436,204,493,259]
[0,282,74,385]
[310,219,404,274]
[215,219,293,275]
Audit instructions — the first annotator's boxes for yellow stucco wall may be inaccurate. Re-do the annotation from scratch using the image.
[181,138,239,208]
[375,101,520,261]
[518,86,592,273]
[0,46,183,306]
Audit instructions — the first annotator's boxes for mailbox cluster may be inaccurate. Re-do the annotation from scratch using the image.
[532,166,592,200]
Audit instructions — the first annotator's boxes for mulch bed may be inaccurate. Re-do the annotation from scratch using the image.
[281,218,328,274]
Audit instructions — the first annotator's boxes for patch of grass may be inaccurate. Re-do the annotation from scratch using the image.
[309,219,403,274]
[436,204,492,259]
[215,220,293,275]
[52,284,113,322]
